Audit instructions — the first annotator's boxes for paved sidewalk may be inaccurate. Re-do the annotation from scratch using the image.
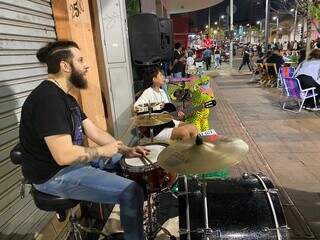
[210,66,320,239]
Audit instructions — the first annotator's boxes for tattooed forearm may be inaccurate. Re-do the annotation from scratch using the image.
[73,147,100,164]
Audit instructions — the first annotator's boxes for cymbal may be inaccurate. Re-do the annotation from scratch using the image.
[132,113,173,127]
[157,136,249,174]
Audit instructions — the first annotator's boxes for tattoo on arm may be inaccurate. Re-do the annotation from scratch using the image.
[73,147,100,164]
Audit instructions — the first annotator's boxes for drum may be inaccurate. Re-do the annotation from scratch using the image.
[120,143,176,194]
[178,173,288,240]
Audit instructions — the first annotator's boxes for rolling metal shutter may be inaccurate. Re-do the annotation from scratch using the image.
[0,0,57,239]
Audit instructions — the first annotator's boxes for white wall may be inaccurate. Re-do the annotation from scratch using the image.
[93,0,135,143]
[140,0,156,14]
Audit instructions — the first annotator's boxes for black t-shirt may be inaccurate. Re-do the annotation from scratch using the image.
[19,81,87,184]
[266,53,285,75]
[172,50,185,73]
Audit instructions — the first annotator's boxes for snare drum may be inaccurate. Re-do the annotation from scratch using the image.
[120,143,176,194]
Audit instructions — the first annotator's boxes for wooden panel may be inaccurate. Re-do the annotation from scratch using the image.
[52,0,107,135]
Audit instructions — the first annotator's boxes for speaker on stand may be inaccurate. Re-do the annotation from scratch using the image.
[128,13,161,66]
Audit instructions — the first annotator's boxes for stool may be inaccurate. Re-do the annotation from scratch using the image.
[10,143,112,240]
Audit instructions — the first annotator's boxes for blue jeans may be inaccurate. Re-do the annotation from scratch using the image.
[34,155,144,240]
[173,72,182,78]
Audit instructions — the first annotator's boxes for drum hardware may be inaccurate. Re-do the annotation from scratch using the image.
[157,136,249,240]
[178,173,288,240]
[120,143,177,239]
[263,226,290,232]
[157,136,249,174]
[242,172,250,179]
[176,190,201,197]
[252,173,283,240]
[132,112,173,127]
[252,188,279,194]
[145,193,177,240]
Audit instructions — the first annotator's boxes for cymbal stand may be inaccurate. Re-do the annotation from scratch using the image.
[196,136,219,240]
[199,174,217,240]
[184,175,191,240]
[147,101,154,143]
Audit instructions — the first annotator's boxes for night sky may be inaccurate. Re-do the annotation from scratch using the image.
[188,0,252,30]
[183,0,295,31]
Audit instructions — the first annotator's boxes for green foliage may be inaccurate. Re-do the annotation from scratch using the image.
[126,0,140,16]
[310,3,320,20]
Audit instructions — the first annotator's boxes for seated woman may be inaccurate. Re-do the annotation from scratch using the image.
[134,67,198,141]
[294,48,320,108]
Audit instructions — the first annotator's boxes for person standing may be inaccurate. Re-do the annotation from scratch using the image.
[171,42,185,78]
[239,47,252,72]
[214,47,221,68]
[203,47,213,70]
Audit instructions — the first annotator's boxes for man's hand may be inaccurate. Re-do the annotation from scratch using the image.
[123,146,150,158]
[99,140,123,157]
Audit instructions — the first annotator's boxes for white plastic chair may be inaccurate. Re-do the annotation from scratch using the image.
[282,77,319,113]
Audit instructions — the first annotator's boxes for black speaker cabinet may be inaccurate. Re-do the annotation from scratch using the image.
[128,13,161,65]
[159,18,174,62]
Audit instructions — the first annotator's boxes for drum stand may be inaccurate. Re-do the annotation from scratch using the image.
[144,192,176,240]
[179,174,220,240]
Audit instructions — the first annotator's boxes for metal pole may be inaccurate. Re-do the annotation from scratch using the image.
[276,17,279,43]
[264,0,270,52]
[218,17,221,41]
[230,0,234,69]
[293,7,298,41]
[208,7,211,33]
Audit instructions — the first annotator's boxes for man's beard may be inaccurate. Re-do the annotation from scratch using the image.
[69,63,88,89]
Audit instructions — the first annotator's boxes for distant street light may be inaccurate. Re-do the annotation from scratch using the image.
[218,15,225,40]
[257,20,262,32]
[205,25,209,29]
[293,7,298,41]
[214,21,218,25]
[290,8,295,12]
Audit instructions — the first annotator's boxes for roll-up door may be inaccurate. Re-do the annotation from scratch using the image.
[0,0,57,238]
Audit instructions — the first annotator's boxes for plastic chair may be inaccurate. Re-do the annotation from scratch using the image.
[281,77,318,113]
[277,66,295,88]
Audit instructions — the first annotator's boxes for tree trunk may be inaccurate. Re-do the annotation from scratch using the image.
[305,0,313,57]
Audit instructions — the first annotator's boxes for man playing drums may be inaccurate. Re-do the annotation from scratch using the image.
[19,40,150,240]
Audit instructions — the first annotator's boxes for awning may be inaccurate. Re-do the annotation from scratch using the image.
[161,0,224,14]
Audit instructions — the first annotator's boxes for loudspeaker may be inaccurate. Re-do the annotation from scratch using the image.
[159,18,174,61]
[128,13,161,65]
